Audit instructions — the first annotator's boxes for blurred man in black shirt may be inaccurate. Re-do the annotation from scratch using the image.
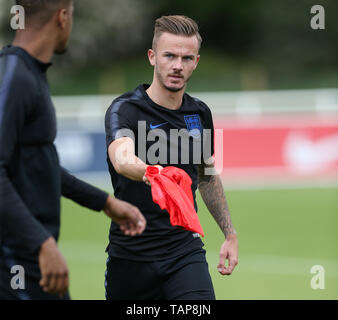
[0,0,146,300]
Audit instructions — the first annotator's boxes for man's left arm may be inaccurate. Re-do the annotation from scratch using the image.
[197,158,238,275]
[60,167,146,236]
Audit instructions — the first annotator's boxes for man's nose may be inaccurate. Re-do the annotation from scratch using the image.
[172,58,183,71]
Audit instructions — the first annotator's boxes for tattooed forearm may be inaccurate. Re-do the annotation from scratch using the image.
[198,164,236,238]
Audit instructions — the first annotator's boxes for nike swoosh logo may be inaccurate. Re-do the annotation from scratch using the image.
[149,122,168,129]
[284,131,338,173]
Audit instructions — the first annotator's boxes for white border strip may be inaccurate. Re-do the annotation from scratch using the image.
[73,171,338,191]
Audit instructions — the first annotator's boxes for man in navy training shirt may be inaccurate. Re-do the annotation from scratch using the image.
[0,0,146,300]
[105,15,238,300]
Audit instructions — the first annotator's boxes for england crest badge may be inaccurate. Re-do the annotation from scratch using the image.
[184,114,202,139]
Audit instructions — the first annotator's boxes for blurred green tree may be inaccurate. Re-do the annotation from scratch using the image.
[1,0,337,92]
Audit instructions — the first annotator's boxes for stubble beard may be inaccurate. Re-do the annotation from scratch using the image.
[155,67,187,93]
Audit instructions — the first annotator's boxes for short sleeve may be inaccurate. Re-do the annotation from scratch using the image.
[201,103,215,159]
[105,100,135,148]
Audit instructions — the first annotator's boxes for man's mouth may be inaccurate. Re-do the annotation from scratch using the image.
[168,75,184,79]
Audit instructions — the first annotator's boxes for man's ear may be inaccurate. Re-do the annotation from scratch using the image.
[148,49,156,66]
[193,55,200,70]
[56,8,68,29]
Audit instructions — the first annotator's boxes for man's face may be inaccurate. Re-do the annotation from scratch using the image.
[55,3,74,54]
[149,32,200,92]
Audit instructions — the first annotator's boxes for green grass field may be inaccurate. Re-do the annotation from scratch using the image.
[58,186,338,300]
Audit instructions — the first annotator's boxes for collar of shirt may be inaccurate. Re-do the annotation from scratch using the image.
[2,45,52,73]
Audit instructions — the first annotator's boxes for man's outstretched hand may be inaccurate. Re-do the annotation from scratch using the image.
[103,196,146,236]
[143,165,163,186]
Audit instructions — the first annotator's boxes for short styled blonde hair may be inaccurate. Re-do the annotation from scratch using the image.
[152,15,202,51]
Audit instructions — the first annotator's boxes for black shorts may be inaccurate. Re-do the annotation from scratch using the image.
[0,246,70,300]
[105,248,216,300]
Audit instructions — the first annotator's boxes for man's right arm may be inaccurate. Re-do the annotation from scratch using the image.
[105,102,164,185]
[108,136,148,181]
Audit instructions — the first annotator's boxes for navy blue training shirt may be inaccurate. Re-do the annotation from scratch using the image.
[0,45,108,260]
[105,84,215,261]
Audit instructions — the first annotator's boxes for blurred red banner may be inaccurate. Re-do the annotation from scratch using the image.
[213,115,338,181]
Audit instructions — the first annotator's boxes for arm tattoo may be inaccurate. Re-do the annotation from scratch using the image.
[197,163,236,238]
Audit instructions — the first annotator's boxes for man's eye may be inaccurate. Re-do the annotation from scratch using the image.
[184,57,193,61]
